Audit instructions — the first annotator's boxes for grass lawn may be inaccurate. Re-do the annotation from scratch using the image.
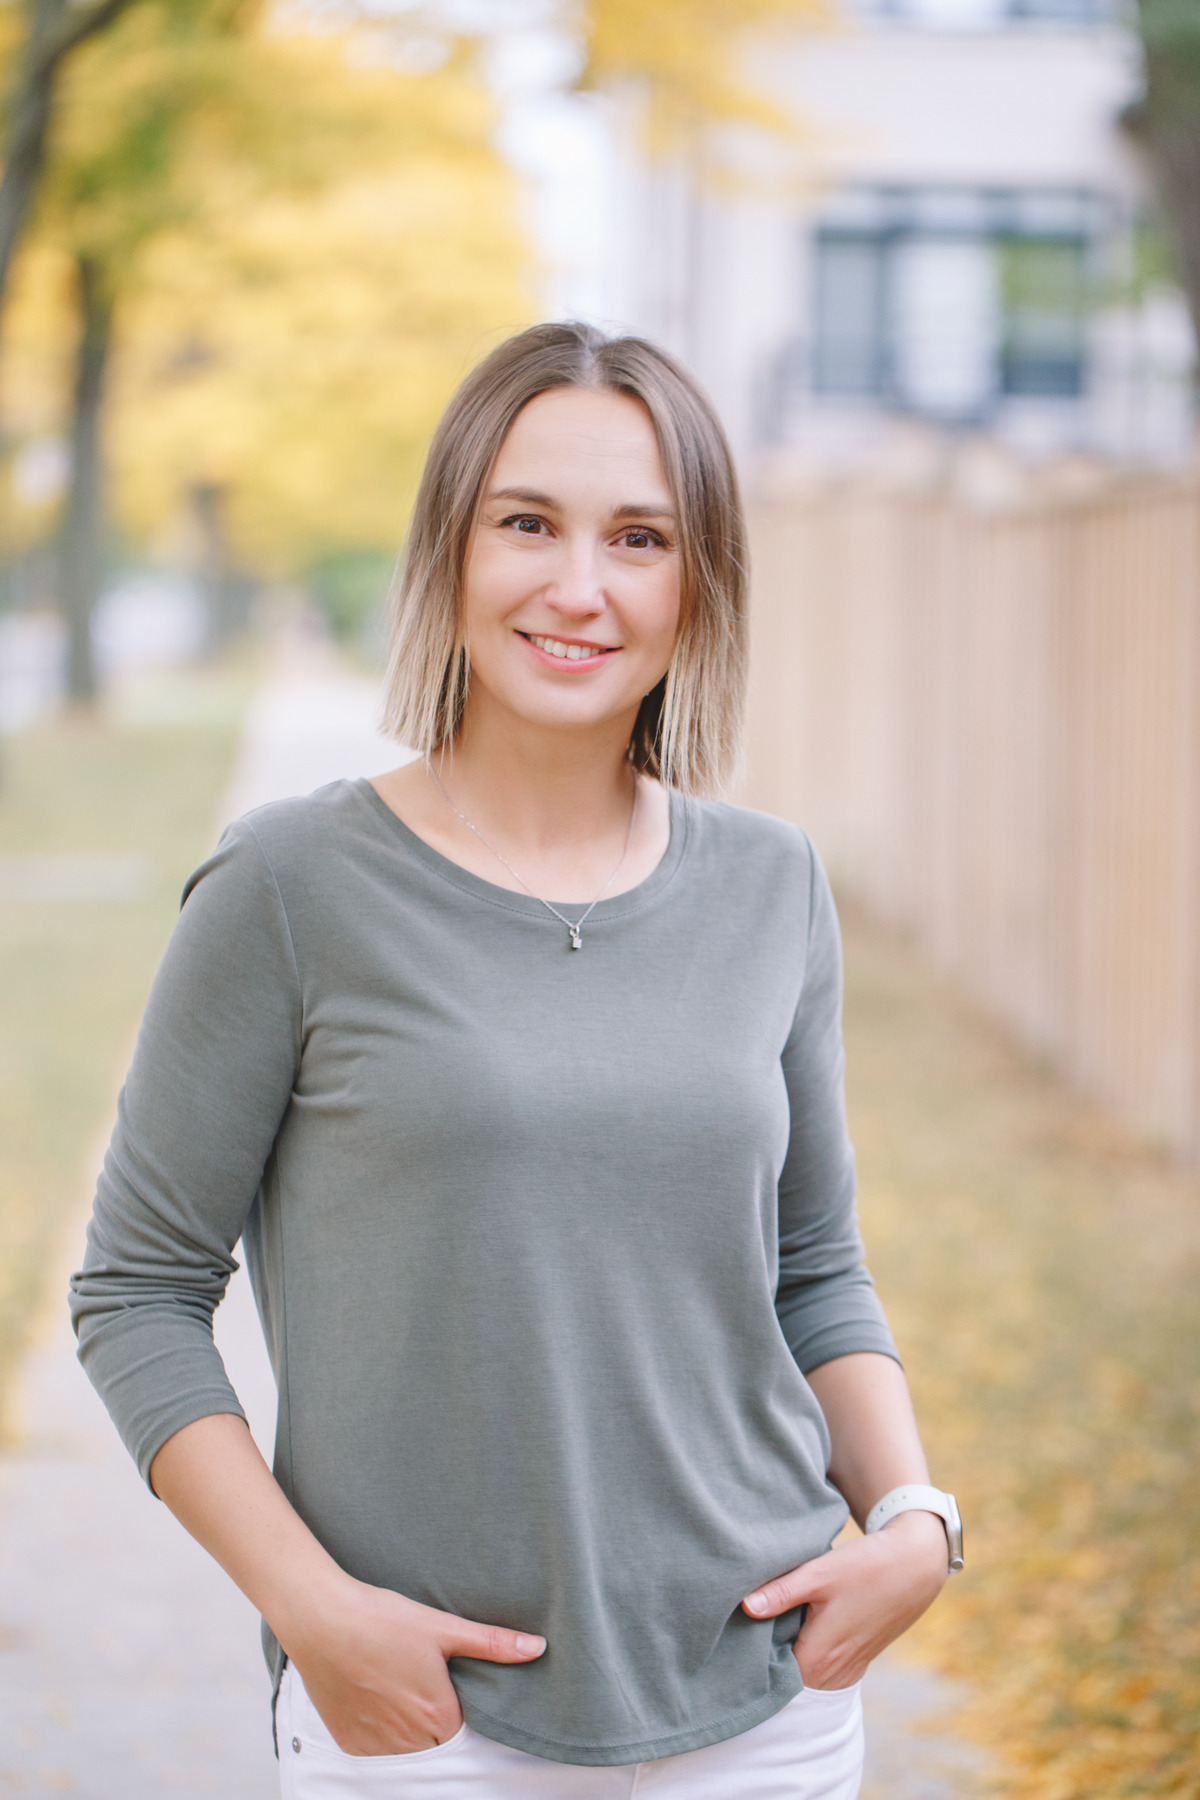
[0,674,245,1413]
[843,902,1200,1800]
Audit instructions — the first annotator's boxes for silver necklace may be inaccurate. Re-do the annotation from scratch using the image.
[429,764,638,951]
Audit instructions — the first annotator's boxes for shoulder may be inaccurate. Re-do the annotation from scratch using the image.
[682,796,820,888]
[182,779,378,913]
[234,777,372,852]
[217,779,378,875]
[681,798,838,963]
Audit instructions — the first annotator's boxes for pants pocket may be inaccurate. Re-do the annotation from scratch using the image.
[795,1680,863,1704]
[279,1663,470,1794]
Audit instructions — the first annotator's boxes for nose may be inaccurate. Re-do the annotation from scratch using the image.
[544,535,605,621]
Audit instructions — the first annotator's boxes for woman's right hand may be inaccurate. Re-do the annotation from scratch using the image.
[147,1416,545,1759]
[286,1576,547,1756]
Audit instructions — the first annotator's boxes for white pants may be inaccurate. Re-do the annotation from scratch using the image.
[277,1664,863,1800]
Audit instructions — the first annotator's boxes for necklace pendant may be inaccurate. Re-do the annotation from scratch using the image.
[569,926,583,951]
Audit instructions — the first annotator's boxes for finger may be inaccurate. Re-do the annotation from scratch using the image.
[742,1560,825,1620]
[437,1615,547,1664]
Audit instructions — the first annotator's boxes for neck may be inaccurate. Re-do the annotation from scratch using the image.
[436,702,637,856]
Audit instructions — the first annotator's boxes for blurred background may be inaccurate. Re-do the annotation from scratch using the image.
[1,0,1198,1795]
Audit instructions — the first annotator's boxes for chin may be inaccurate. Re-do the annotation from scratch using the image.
[510,693,631,735]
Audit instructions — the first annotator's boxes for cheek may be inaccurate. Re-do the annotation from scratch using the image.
[462,554,523,647]
[641,569,683,663]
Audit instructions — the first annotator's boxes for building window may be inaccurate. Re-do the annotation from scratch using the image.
[812,237,887,396]
[854,0,1116,24]
[890,236,1000,414]
[811,189,1091,418]
[1005,0,1113,19]
[998,237,1088,395]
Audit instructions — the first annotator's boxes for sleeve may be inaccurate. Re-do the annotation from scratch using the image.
[68,818,303,1484]
[773,840,900,1375]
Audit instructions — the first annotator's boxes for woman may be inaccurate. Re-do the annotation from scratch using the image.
[70,322,957,1798]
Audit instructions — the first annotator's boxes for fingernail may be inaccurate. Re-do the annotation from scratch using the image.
[517,1634,546,1656]
[744,1593,767,1616]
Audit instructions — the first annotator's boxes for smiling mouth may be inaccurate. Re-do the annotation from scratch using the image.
[522,633,619,662]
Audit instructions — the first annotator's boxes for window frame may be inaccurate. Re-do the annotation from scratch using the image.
[808,189,1095,419]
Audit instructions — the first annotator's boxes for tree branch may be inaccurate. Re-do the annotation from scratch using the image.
[42,0,137,77]
[0,0,138,317]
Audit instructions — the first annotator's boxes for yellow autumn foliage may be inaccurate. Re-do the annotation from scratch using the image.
[0,247,77,553]
[0,0,832,577]
[842,907,1200,1800]
[0,9,533,574]
[582,0,830,148]
[105,34,534,569]
[39,0,262,271]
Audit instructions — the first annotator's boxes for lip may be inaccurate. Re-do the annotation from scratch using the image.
[518,631,621,670]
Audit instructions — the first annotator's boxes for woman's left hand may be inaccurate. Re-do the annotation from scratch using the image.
[741,1510,949,1690]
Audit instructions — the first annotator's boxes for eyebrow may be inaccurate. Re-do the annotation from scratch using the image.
[488,486,675,521]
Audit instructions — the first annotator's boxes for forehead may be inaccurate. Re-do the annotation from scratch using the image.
[492,387,670,498]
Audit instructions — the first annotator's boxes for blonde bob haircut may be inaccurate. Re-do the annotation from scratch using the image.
[382,321,748,796]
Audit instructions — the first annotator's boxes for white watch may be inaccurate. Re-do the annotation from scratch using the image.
[864,1484,964,1574]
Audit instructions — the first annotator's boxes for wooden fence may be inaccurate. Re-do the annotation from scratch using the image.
[742,469,1200,1161]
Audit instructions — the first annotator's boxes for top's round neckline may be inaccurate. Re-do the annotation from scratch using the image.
[351,776,690,928]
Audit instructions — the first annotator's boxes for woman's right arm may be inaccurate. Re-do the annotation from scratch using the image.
[70,821,305,1478]
[71,818,543,1753]
[149,1415,544,1754]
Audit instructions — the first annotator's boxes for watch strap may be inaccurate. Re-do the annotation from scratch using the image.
[864,1484,964,1573]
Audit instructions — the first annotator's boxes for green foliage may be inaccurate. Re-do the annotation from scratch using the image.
[1137,0,1200,63]
[997,237,1088,314]
[307,546,394,645]
[1133,0,1200,125]
[1128,213,1182,297]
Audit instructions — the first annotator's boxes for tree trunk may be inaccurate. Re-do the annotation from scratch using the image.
[1126,4,1200,362]
[0,0,67,307]
[58,254,112,704]
[0,0,136,316]
[1151,134,1200,358]
[192,480,240,651]
[1136,112,1200,358]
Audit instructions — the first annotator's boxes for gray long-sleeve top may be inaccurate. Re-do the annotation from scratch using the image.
[69,779,898,1766]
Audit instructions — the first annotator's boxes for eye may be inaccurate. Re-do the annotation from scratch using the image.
[500,513,547,536]
[619,527,666,551]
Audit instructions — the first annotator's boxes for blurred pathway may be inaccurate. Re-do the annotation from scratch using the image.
[0,646,397,1798]
[0,645,982,1797]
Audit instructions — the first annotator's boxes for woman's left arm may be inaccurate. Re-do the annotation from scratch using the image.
[758,843,948,1685]
[741,1351,949,1688]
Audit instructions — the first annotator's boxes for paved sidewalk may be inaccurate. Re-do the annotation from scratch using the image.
[0,655,979,1796]
[0,654,397,1798]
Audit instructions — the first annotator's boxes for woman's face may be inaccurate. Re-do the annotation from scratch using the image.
[460,386,682,744]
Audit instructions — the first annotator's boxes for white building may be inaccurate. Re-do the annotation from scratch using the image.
[608,0,1195,471]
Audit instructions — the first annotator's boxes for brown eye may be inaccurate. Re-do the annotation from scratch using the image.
[623,529,660,550]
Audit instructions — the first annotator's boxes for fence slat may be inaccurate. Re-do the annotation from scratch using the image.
[744,476,1200,1161]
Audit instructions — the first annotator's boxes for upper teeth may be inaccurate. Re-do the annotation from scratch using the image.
[529,635,608,661]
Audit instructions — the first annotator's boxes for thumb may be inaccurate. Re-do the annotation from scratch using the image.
[742,1557,826,1621]
[437,1612,547,1665]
